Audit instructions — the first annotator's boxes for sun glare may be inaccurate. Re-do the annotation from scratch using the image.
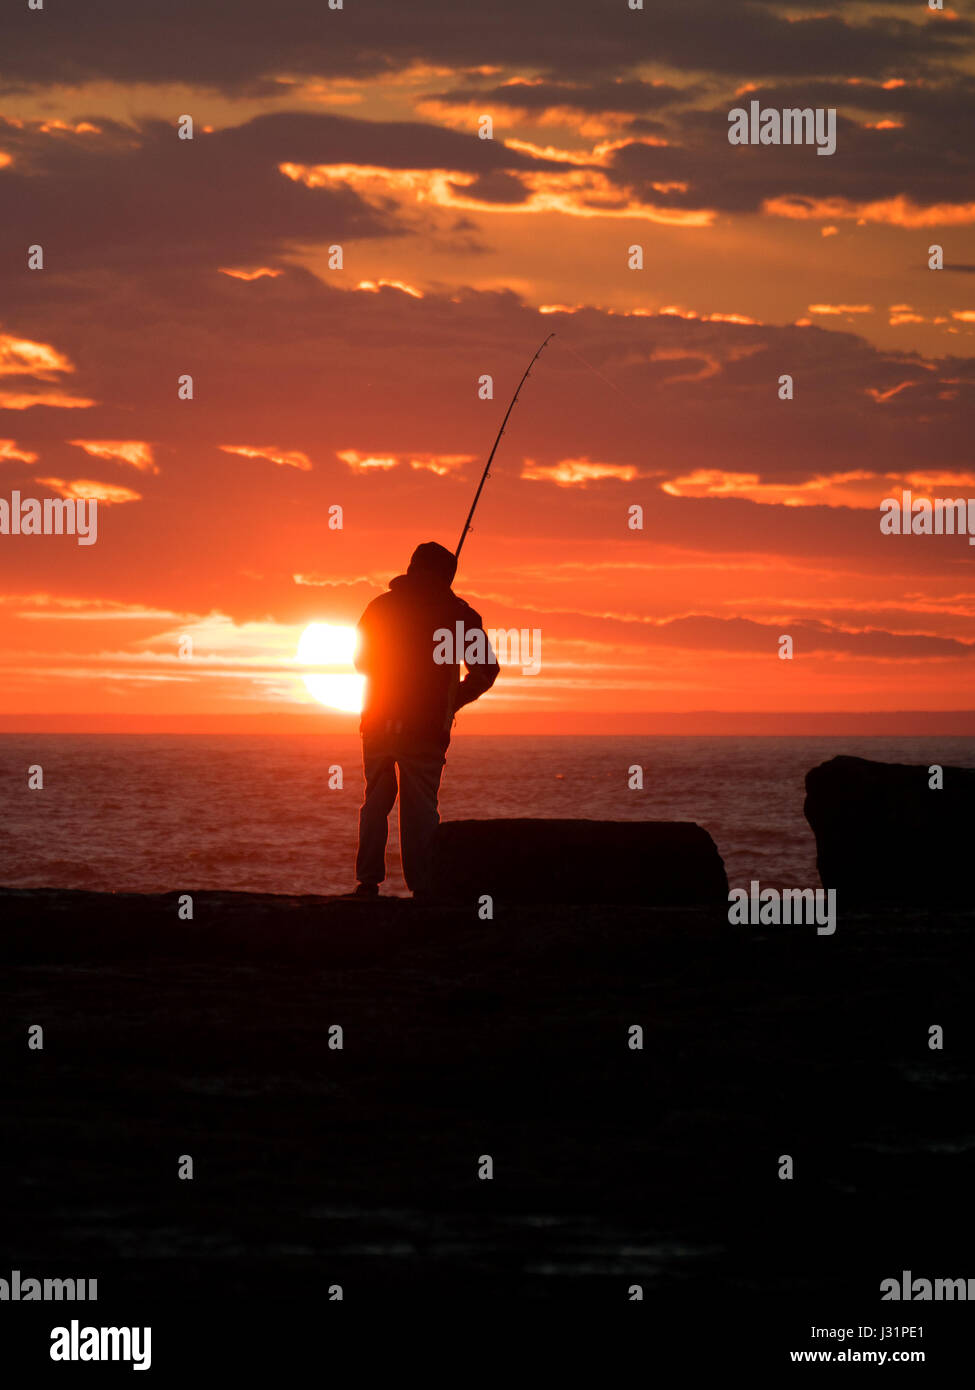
[297,623,364,713]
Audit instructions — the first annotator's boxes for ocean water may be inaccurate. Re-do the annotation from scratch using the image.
[1,734,973,898]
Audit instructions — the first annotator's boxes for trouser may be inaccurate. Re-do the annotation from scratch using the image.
[355,732,447,893]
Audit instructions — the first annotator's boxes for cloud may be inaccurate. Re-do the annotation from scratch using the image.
[425,77,699,118]
[356,278,424,298]
[808,304,874,316]
[277,147,694,226]
[0,331,90,412]
[6,595,184,620]
[522,457,640,486]
[220,444,313,471]
[0,114,406,277]
[657,467,975,511]
[219,267,284,280]
[0,332,75,380]
[333,448,474,475]
[0,391,96,410]
[336,449,398,473]
[766,194,975,228]
[0,439,38,465]
[0,110,590,293]
[69,440,157,472]
[576,70,975,221]
[36,477,142,504]
[419,78,702,137]
[2,0,968,92]
[408,454,474,475]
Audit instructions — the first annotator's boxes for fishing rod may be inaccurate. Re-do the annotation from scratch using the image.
[454,331,555,560]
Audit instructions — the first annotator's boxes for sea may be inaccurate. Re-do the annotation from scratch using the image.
[2,734,973,899]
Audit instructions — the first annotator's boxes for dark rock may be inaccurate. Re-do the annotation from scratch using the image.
[804,755,975,907]
[1,886,972,1327]
[431,818,728,907]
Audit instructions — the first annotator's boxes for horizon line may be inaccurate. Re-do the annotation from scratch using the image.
[2,710,975,737]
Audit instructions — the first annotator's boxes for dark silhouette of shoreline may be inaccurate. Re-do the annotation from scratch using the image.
[2,883,971,1336]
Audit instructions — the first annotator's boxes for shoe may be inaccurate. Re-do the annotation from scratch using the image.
[337,883,380,900]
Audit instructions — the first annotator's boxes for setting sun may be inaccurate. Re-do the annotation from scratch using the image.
[296,622,364,713]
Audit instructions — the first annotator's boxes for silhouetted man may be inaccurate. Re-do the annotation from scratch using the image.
[351,541,499,898]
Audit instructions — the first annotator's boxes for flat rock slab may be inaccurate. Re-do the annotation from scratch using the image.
[431,818,728,907]
[0,886,972,1323]
[804,754,975,906]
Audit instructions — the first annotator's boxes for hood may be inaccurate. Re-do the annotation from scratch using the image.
[389,571,454,596]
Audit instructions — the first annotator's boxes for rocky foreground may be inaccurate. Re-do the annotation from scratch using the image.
[1,885,973,1364]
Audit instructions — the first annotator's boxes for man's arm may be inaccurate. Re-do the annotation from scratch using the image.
[452,623,499,712]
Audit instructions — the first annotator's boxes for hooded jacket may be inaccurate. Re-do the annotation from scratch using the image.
[355,571,499,745]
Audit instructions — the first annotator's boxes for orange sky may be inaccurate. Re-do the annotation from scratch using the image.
[2,0,975,732]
